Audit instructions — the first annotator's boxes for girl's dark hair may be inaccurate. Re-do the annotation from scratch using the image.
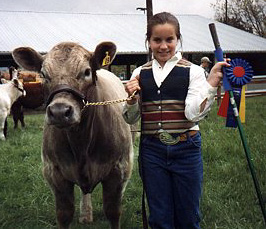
[146,12,181,43]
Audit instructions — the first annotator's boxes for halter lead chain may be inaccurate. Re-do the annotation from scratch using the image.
[83,90,137,106]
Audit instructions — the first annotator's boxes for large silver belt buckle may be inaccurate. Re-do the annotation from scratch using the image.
[158,130,180,145]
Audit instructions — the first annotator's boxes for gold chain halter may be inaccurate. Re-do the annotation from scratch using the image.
[83,90,137,106]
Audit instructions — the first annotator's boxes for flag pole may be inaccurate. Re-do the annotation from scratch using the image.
[209,23,266,224]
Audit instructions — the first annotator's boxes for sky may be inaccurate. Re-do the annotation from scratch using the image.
[88,0,217,19]
[0,0,216,19]
[153,0,216,19]
[0,0,217,19]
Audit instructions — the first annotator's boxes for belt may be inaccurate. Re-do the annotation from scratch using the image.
[152,130,198,145]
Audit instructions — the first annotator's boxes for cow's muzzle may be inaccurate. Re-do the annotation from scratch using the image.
[46,84,86,127]
[46,102,76,127]
[13,83,26,97]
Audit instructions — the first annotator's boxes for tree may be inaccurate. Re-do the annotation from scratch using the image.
[211,0,266,37]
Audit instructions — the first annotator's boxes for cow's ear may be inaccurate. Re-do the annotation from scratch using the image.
[12,47,43,72]
[91,41,117,69]
[89,41,116,85]
[1,78,7,84]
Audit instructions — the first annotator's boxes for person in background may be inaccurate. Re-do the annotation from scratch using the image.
[122,12,230,229]
[200,56,212,78]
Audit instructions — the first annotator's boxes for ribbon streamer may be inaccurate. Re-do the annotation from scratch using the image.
[218,58,253,127]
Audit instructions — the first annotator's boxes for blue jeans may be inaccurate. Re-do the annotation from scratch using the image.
[139,132,203,229]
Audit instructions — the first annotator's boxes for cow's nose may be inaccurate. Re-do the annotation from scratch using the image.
[47,103,73,123]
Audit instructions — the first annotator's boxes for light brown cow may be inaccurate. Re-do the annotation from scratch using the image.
[12,42,133,229]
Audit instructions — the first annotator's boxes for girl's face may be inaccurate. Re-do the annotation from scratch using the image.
[149,23,178,67]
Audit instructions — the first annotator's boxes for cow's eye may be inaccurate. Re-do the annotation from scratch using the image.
[84,68,91,77]
[40,71,45,78]
[40,70,51,82]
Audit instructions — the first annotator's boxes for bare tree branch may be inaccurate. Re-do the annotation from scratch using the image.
[212,0,266,37]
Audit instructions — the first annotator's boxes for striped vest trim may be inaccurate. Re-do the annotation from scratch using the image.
[140,60,196,135]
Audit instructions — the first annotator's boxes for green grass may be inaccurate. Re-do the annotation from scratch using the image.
[200,97,266,229]
[0,97,266,228]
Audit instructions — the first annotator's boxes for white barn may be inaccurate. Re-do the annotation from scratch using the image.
[0,0,266,78]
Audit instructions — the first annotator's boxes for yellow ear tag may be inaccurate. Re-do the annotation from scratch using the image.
[102,51,111,66]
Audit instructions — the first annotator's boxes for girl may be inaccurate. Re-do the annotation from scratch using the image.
[123,12,230,229]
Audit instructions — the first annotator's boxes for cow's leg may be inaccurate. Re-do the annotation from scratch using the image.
[102,169,128,229]
[19,110,25,128]
[0,114,7,140]
[79,192,93,224]
[53,181,75,229]
[4,118,8,138]
[11,105,19,129]
[13,115,18,129]
[44,169,75,229]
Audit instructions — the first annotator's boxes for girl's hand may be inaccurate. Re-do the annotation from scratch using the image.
[125,75,141,105]
[207,59,231,87]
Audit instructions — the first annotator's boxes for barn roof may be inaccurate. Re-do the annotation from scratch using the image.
[0,10,266,54]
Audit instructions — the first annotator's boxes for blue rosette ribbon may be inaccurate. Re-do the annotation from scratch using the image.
[226,58,253,87]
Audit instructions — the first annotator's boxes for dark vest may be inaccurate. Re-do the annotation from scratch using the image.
[140,60,196,134]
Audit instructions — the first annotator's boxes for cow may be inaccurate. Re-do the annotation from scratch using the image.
[12,41,134,229]
[0,78,25,140]
[9,67,26,129]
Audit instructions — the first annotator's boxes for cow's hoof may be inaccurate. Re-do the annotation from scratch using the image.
[79,215,93,224]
